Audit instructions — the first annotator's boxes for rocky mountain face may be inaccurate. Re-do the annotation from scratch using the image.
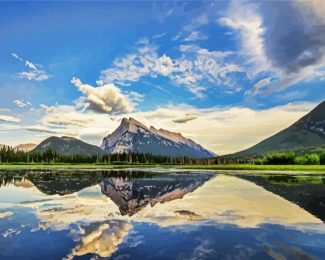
[32,136,104,156]
[101,117,216,158]
[234,101,325,156]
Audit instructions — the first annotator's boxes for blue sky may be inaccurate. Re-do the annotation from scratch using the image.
[0,0,325,154]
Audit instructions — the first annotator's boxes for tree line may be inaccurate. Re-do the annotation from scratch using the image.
[1,145,325,165]
[0,146,216,165]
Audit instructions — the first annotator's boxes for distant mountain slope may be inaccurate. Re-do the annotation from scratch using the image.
[234,101,325,156]
[14,143,36,152]
[101,117,216,158]
[32,136,104,156]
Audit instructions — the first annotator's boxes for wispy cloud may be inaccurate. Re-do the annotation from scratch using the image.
[100,40,241,98]
[173,114,197,123]
[11,53,22,61]
[184,31,208,42]
[13,99,32,108]
[152,32,166,39]
[11,53,50,81]
[0,115,21,123]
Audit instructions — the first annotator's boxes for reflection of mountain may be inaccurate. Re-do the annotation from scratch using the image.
[0,170,153,196]
[100,173,213,216]
[237,174,325,222]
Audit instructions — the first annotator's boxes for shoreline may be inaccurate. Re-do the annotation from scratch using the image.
[0,163,325,173]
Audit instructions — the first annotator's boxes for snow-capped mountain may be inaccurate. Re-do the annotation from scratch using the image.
[101,117,216,158]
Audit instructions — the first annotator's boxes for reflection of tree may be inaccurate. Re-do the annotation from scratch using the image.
[238,174,325,222]
[100,173,213,216]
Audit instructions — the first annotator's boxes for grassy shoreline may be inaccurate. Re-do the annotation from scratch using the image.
[0,163,325,173]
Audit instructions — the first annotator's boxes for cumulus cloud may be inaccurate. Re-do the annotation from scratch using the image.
[71,77,133,114]
[219,0,325,94]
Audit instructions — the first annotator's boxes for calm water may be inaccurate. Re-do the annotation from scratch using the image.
[0,169,325,260]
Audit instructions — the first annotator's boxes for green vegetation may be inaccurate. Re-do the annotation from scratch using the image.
[1,144,325,173]
[256,152,324,165]
[1,163,325,173]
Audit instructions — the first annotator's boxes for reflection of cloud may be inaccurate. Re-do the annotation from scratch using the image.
[0,211,13,219]
[136,175,322,228]
[67,222,131,259]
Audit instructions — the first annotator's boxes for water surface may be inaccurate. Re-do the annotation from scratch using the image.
[0,169,325,259]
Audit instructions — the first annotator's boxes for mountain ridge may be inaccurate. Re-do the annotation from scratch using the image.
[101,117,216,158]
[32,136,104,156]
[233,101,325,156]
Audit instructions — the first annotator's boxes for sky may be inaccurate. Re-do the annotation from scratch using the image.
[0,0,324,155]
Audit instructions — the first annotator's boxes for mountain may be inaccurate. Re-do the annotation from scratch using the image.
[234,101,325,156]
[32,136,104,156]
[101,117,216,158]
[14,143,36,152]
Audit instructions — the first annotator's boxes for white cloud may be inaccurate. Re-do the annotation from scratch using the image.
[184,31,208,42]
[13,56,51,81]
[129,102,317,155]
[174,14,209,42]
[31,101,317,154]
[13,99,32,108]
[100,40,241,98]
[218,1,269,73]
[71,77,134,114]
[19,71,50,81]
[0,115,21,123]
[127,91,144,104]
[152,32,166,39]
[25,60,37,70]
[245,77,272,96]
[11,53,22,61]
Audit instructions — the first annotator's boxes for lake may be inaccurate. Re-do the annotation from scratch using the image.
[0,169,325,259]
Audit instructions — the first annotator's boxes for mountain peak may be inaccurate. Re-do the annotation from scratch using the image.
[33,136,104,156]
[121,117,148,129]
[102,117,216,157]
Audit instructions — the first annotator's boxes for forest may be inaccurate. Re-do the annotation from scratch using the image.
[1,145,325,165]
